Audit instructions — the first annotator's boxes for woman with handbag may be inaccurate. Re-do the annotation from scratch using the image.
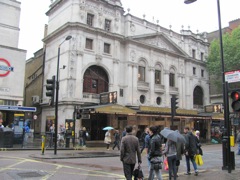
[148,126,163,180]
[163,139,177,180]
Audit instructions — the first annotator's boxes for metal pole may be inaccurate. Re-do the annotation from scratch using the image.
[216,0,230,171]
[54,46,60,155]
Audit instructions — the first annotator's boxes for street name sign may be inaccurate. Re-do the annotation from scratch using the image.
[225,70,240,83]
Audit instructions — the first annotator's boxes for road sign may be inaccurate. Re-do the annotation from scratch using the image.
[33,115,37,120]
[225,70,240,83]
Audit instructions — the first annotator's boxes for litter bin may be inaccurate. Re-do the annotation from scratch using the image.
[0,128,14,148]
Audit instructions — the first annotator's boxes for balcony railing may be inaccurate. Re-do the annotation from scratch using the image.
[137,81,149,91]
[154,84,165,93]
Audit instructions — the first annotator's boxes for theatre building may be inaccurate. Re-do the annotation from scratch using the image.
[40,0,212,141]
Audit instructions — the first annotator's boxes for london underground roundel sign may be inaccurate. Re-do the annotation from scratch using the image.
[0,58,14,77]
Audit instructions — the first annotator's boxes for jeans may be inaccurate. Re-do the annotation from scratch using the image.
[185,155,198,173]
[122,163,135,180]
[238,143,240,155]
[79,137,86,146]
[148,165,162,180]
[167,155,177,180]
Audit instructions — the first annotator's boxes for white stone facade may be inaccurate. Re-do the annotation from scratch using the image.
[41,0,210,132]
[0,0,26,107]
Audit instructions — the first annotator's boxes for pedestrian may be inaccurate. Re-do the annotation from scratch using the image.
[120,125,142,180]
[122,128,127,137]
[195,130,203,155]
[163,139,177,180]
[140,127,149,153]
[175,131,184,177]
[144,128,152,173]
[184,127,199,176]
[0,112,4,128]
[22,122,30,147]
[104,130,111,150]
[49,123,55,147]
[79,127,87,147]
[236,129,240,155]
[112,130,120,150]
[148,126,163,180]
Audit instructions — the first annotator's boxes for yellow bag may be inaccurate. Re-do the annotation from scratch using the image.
[195,154,204,166]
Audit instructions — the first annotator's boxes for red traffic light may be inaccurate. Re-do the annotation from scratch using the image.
[231,91,240,112]
[231,91,240,101]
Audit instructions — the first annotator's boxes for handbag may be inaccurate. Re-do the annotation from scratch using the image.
[133,164,144,180]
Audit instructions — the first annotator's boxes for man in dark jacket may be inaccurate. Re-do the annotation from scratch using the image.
[120,125,142,180]
[184,127,198,176]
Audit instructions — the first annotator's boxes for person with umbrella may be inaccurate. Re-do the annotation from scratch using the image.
[162,138,177,180]
[104,129,112,150]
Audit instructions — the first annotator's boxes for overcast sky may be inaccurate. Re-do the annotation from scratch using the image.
[18,0,240,59]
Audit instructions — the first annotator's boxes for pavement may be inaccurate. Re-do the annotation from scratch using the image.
[1,139,240,180]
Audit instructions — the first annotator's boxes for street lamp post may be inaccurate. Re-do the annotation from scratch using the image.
[184,0,232,172]
[54,35,72,155]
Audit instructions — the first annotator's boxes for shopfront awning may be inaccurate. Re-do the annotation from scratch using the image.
[82,104,136,115]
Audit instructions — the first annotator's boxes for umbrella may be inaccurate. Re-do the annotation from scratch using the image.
[102,126,114,130]
[160,129,186,143]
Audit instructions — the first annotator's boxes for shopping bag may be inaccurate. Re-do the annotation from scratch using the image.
[195,154,204,166]
[164,159,168,171]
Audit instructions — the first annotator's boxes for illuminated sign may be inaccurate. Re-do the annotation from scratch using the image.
[0,58,14,77]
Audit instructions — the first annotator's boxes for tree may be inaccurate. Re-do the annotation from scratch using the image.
[207,26,240,90]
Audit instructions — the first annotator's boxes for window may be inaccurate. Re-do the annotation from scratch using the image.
[140,95,145,104]
[169,73,175,87]
[105,19,111,31]
[87,13,94,26]
[85,38,93,50]
[155,70,161,84]
[92,79,97,88]
[138,66,145,81]
[193,67,196,75]
[201,69,204,77]
[201,52,204,61]
[192,49,196,59]
[156,97,161,105]
[104,43,111,54]
[120,89,123,97]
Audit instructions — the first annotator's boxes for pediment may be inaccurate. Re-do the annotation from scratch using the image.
[131,33,186,56]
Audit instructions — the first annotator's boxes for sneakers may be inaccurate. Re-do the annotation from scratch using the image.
[184,172,191,175]
[195,171,199,176]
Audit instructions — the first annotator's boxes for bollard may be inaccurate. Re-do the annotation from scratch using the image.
[230,136,235,147]
[41,135,45,155]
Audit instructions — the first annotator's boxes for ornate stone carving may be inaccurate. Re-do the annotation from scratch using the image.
[130,50,136,61]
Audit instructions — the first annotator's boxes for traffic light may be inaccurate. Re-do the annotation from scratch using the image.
[76,110,82,119]
[231,91,240,112]
[46,75,55,106]
[171,97,178,116]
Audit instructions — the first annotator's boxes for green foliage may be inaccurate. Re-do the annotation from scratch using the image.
[207,26,240,88]
[207,26,240,73]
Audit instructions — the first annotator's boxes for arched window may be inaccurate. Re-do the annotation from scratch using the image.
[83,65,109,94]
[169,67,176,87]
[193,86,203,107]
[155,64,162,84]
[138,59,146,82]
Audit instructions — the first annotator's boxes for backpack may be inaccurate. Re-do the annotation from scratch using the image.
[79,130,83,138]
